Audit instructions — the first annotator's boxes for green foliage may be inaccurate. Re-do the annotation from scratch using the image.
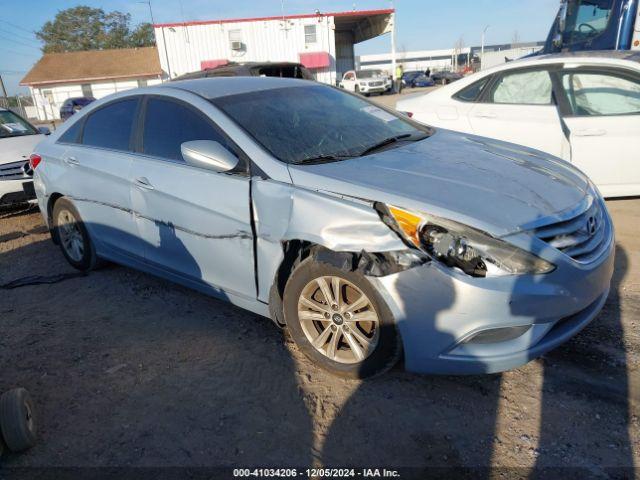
[36,6,155,53]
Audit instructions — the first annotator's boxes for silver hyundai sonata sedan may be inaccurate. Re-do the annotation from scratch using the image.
[30,77,614,378]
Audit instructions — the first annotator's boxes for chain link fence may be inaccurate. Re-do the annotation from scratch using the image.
[0,96,36,120]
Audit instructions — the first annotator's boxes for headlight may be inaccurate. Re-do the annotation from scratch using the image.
[385,205,555,278]
[359,82,367,87]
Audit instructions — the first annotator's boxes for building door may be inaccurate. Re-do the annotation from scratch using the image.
[335,30,355,83]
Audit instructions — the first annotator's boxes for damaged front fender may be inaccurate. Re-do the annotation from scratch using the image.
[251,178,428,305]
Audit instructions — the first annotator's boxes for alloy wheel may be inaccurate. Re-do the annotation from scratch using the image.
[57,209,84,262]
[297,275,380,364]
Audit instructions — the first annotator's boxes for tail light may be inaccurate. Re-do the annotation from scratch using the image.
[29,154,42,170]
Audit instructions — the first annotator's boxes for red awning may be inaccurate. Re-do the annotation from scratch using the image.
[299,52,330,69]
[201,59,228,70]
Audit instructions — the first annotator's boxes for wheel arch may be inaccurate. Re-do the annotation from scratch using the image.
[267,239,428,327]
[47,192,65,244]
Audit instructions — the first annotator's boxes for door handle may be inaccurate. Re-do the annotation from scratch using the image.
[134,177,155,190]
[474,112,497,119]
[63,156,79,166]
[574,128,606,137]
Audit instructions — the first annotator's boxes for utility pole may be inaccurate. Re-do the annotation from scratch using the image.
[481,25,490,70]
[139,0,171,80]
[0,74,8,102]
[390,0,397,90]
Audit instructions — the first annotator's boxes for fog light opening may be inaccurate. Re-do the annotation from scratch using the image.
[464,325,531,345]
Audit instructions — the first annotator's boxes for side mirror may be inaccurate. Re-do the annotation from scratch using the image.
[181,140,239,173]
[38,126,51,135]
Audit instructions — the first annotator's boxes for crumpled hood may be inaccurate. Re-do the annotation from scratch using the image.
[0,134,43,166]
[288,129,590,237]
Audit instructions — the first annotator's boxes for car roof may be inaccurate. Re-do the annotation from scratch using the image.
[160,76,314,99]
[534,50,640,63]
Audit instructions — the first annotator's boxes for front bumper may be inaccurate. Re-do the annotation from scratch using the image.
[370,218,615,375]
[0,178,36,205]
[360,84,391,93]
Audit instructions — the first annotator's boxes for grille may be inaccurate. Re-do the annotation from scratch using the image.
[0,160,30,181]
[535,198,609,264]
[370,81,383,87]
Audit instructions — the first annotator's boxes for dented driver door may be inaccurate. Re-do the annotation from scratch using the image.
[130,96,255,300]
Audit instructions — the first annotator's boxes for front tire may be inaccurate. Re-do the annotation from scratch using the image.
[0,388,37,453]
[283,258,401,379]
[52,197,101,272]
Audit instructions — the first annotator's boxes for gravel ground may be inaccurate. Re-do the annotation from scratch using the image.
[0,194,638,477]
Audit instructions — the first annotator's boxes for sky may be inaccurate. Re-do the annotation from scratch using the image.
[0,0,560,96]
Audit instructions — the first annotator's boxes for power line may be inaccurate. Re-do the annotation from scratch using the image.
[0,26,40,45]
[0,19,36,35]
[0,45,40,57]
[0,33,41,52]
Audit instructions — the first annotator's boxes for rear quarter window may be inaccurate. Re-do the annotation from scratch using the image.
[81,99,139,151]
[453,76,491,102]
[58,119,83,144]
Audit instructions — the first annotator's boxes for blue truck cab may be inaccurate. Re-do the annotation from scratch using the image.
[544,0,640,52]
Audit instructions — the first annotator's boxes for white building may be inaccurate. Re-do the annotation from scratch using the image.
[153,9,395,86]
[357,48,472,73]
[357,41,545,73]
[21,47,164,121]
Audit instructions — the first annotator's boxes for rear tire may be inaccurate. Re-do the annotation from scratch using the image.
[283,257,401,379]
[0,388,37,453]
[52,197,101,272]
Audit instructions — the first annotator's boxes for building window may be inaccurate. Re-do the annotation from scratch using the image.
[229,29,243,50]
[137,79,148,88]
[81,84,93,98]
[304,25,317,45]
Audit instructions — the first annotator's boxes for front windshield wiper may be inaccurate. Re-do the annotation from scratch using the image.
[358,133,424,157]
[291,154,356,165]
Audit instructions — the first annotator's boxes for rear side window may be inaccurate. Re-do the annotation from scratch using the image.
[561,70,640,116]
[454,76,491,102]
[82,99,138,151]
[489,70,553,105]
[142,98,230,161]
[58,119,83,144]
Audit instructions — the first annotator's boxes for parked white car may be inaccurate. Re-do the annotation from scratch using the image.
[0,109,49,206]
[339,69,392,96]
[397,51,640,198]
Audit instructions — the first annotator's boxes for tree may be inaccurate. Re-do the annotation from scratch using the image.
[36,6,155,53]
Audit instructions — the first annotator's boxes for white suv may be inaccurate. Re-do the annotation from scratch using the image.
[339,69,392,96]
[0,109,48,206]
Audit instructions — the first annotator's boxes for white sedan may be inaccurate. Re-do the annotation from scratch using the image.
[397,51,640,198]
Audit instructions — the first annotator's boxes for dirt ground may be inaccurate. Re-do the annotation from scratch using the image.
[0,200,638,476]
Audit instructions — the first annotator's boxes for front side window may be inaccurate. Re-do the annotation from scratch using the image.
[213,85,429,164]
[304,25,317,44]
[82,99,138,151]
[561,70,640,116]
[564,0,614,44]
[489,70,553,105]
[0,110,38,138]
[142,98,230,162]
[454,76,491,102]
